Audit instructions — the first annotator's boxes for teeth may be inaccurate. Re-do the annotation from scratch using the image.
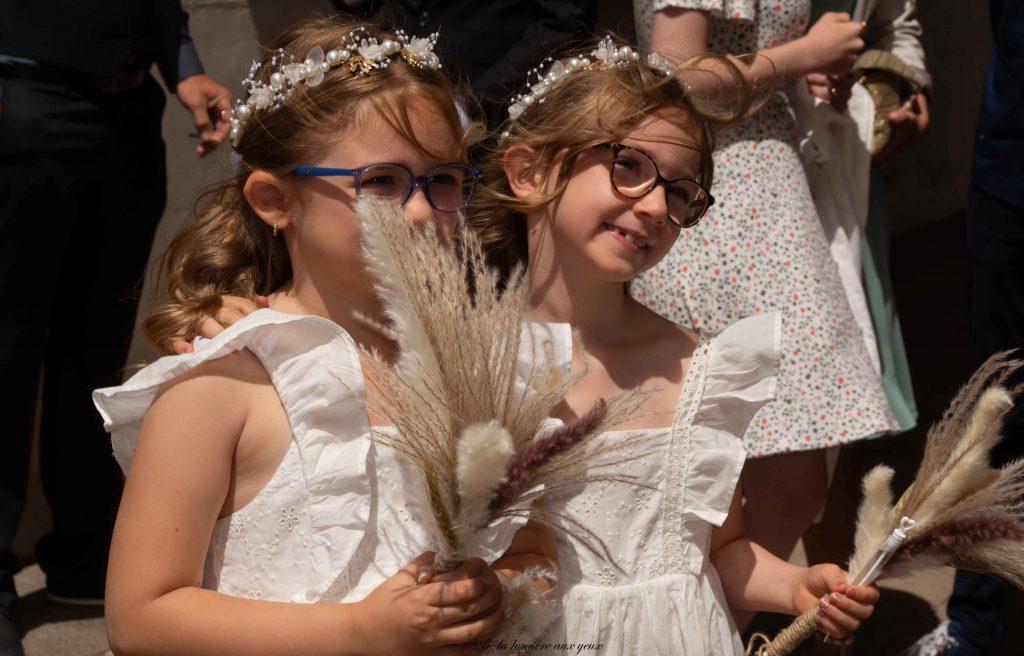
[609,225,647,249]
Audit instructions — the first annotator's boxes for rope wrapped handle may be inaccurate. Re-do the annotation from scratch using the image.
[744,607,819,656]
[745,517,917,655]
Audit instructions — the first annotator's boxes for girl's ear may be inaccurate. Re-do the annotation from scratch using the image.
[243,171,293,231]
[503,144,545,199]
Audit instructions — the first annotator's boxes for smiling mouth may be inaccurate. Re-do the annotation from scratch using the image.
[604,224,650,250]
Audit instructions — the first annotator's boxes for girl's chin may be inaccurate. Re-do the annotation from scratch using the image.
[587,260,646,285]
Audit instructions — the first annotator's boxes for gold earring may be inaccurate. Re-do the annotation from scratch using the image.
[273,222,279,237]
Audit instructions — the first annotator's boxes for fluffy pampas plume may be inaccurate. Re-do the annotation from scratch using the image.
[455,422,515,538]
[354,197,650,573]
[747,352,1024,656]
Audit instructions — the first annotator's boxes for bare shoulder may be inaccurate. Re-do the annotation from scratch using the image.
[142,349,274,456]
[626,299,699,358]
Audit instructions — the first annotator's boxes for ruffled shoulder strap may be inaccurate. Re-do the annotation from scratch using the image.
[683,311,782,526]
[93,310,368,468]
[93,309,373,596]
[517,321,574,380]
[695,311,782,437]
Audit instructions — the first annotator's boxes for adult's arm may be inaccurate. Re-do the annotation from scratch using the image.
[649,5,865,82]
[861,0,929,88]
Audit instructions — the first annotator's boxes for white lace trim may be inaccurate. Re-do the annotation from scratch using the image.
[659,334,713,575]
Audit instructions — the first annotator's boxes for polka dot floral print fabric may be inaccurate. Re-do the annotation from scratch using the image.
[632,0,899,456]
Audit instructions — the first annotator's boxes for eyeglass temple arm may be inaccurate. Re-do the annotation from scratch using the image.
[293,166,358,177]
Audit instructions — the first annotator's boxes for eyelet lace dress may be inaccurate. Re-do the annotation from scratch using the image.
[536,312,781,655]
[93,309,524,603]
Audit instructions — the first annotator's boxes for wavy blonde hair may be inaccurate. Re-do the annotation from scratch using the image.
[145,15,468,354]
[469,39,754,281]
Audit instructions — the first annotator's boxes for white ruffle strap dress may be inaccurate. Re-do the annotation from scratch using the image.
[538,312,781,655]
[93,309,522,603]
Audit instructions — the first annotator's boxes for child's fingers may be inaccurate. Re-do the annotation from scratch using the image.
[430,575,490,606]
[845,584,880,605]
[431,559,501,598]
[215,306,248,329]
[818,594,862,633]
[825,590,875,621]
[432,557,488,583]
[435,598,507,646]
[196,316,226,339]
[816,597,853,638]
[221,295,263,315]
[434,580,503,627]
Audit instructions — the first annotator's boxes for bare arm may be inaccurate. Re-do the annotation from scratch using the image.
[710,485,879,639]
[864,0,929,88]
[650,9,865,82]
[106,352,367,655]
[106,352,505,656]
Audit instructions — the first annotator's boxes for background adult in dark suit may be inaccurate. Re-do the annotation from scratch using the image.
[905,1,1023,653]
[946,0,1024,652]
[336,0,597,123]
[0,2,230,653]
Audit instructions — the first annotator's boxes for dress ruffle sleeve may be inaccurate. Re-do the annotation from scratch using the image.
[517,321,574,380]
[648,0,757,21]
[685,311,782,526]
[93,310,372,599]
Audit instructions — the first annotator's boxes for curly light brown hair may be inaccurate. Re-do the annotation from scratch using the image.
[145,15,469,354]
[469,38,754,282]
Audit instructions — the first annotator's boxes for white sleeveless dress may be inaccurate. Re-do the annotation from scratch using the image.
[537,312,781,655]
[93,309,524,603]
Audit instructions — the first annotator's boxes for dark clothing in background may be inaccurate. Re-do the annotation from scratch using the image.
[0,0,202,82]
[0,0,198,614]
[948,0,1024,651]
[972,0,1024,210]
[338,0,596,121]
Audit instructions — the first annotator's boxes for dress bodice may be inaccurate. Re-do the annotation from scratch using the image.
[538,312,781,655]
[94,310,522,604]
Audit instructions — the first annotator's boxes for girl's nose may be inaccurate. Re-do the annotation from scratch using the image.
[402,186,436,226]
[633,184,669,226]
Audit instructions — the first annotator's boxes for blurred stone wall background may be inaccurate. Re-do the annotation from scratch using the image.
[130,0,992,366]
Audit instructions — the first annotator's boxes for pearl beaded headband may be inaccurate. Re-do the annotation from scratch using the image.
[507,37,676,121]
[226,27,442,147]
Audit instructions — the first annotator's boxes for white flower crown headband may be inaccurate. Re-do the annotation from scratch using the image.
[227,27,442,147]
[506,37,676,122]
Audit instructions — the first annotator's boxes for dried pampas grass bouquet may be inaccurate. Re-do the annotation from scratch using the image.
[354,197,650,642]
[748,354,1024,656]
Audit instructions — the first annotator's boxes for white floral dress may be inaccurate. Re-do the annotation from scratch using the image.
[630,0,899,455]
[536,312,781,655]
[93,310,523,603]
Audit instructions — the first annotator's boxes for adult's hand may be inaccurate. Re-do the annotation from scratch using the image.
[176,74,233,157]
[806,72,854,113]
[874,92,930,163]
[804,12,866,77]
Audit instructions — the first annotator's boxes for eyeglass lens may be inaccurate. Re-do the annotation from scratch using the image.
[357,164,476,212]
[610,147,709,228]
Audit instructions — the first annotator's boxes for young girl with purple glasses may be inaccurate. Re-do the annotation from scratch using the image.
[93,16,554,655]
